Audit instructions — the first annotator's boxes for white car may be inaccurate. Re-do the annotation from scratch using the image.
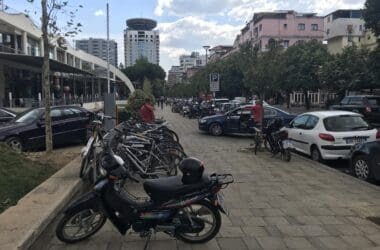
[284,111,380,161]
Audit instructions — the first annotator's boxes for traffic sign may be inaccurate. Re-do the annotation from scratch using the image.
[209,73,220,92]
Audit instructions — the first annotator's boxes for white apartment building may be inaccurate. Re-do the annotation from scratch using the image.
[324,9,365,54]
[124,18,160,67]
[179,52,205,72]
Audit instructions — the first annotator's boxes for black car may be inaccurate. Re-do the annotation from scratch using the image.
[0,108,17,123]
[198,105,297,136]
[0,106,93,152]
[330,95,380,127]
[350,139,380,182]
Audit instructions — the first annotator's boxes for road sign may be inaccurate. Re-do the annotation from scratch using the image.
[209,73,220,92]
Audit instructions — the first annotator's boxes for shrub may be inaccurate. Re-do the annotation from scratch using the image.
[125,89,155,119]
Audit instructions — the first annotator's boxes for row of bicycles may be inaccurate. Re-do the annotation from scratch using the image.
[79,113,186,183]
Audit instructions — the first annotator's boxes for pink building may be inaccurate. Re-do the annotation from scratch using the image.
[237,10,324,51]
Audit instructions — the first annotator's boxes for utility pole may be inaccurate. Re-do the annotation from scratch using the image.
[106,1,110,93]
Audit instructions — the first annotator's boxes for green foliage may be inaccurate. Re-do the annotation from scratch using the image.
[363,0,380,37]
[143,77,153,95]
[125,89,155,118]
[319,45,371,98]
[122,58,166,98]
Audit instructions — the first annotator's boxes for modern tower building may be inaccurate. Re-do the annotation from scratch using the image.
[124,18,160,67]
[76,38,118,66]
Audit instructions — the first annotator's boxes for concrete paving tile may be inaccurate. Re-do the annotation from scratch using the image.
[263,216,290,225]
[192,239,220,250]
[341,235,377,248]
[244,217,267,226]
[256,237,287,249]
[241,226,269,237]
[242,237,263,250]
[276,225,305,237]
[217,237,248,250]
[284,237,314,249]
[219,226,245,238]
[309,236,350,249]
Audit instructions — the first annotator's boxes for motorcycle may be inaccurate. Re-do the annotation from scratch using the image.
[56,128,233,250]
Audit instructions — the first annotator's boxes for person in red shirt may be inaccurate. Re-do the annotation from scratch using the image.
[251,100,263,129]
[140,98,155,123]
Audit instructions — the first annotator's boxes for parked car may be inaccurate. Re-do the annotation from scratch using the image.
[284,111,380,162]
[349,141,380,181]
[0,106,93,152]
[218,102,240,114]
[198,105,296,136]
[0,108,16,123]
[330,95,380,127]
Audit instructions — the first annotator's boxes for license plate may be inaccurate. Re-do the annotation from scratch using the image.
[217,193,229,216]
[345,138,367,144]
[282,139,293,149]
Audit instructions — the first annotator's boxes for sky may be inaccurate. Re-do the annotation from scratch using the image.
[9,0,365,74]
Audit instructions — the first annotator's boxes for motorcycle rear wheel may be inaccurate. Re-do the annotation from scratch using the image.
[175,200,221,244]
[56,208,107,244]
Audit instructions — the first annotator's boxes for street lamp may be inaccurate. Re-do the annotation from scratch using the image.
[203,45,210,65]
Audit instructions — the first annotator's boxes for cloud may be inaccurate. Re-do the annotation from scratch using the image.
[158,16,241,72]
[94,10,104,17]
[154,0,366,19]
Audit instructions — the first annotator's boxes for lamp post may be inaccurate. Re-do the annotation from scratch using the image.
[203,45,210,65]
[202,45,210,99]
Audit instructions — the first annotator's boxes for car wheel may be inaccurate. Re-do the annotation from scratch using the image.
[209,123,223,136]
[6,137,23,153]
[352,155,372,181]
[310,145,323,162]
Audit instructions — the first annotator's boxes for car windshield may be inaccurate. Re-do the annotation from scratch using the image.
[14,109,41,123]
[323,115,370,132]
[367,97,380,106]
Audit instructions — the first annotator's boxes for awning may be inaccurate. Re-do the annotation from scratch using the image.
[0,52,93,75]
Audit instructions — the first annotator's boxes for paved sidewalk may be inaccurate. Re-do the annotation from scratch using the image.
[35,106,380,250]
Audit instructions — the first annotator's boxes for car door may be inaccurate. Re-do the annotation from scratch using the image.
[62,107,87,142]
[239,108,253,133]
[225,109,241,133]
[287,115,310,153]
[50,108,67,145]
[263,107,278,126]
[299,115,320,154]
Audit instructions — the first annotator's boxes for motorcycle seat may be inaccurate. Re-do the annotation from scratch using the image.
[143,175,211,203]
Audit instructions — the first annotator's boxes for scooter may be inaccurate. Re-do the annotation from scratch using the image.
[56,128,233,250]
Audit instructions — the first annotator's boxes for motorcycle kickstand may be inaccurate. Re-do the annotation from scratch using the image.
[143,228,155,250]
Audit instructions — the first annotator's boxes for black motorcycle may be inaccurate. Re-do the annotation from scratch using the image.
[56,129,233,249]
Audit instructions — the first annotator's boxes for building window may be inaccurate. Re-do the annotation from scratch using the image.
[298,23,305,30]
[259,24,262,31]
[327,16,331,23]
[359,25,363,31]
[348,36,353,42]
[283,40,289,48]
[311,24,318,31]
[327,29,330,35]
[283,23,287,29]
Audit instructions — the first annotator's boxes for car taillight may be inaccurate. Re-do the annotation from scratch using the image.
[365,106,372,113]
[319,133,335,142]
[376,130,380,139]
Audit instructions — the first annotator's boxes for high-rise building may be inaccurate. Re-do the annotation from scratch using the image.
[124,18,160,67]
[76,38,118,66]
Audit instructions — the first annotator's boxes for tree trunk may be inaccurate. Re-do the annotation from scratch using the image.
[41,0,53,153]
[303,89,310,110]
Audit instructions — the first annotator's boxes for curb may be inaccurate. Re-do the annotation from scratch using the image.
[292,153,380,192]
[0,156,84,250]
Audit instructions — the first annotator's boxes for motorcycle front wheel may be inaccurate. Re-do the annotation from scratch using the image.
[56,208,107,244]
[175,200,221,244]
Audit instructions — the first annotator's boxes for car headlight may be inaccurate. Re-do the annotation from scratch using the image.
[200,119,207,123]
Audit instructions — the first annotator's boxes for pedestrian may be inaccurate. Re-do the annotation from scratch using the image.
[140,98,155,123]
[160,97,164,110]
[251,100,263,130]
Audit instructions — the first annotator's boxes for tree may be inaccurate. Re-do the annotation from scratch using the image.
[142,77,153,95]
[27,0,82,153]
[363,0,380,38]
[282,41,330,109]
[319,45,371,98]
